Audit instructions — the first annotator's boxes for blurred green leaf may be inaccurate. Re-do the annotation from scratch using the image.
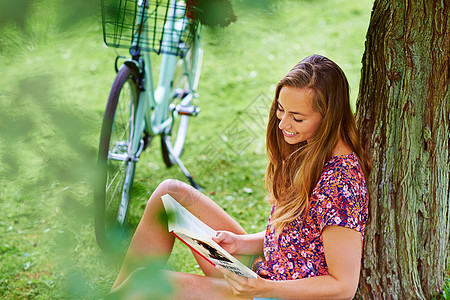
[63,269,92,298]
[56,0,100,30]
[0,0,99,31]
[0,0,33,28]
[105,260,174,300]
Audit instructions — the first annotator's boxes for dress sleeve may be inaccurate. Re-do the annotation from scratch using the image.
[317,164,368,233]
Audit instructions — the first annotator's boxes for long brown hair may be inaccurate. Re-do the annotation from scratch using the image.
[266,54,371,234]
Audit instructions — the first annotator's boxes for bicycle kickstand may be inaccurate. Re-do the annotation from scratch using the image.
[162,135,203,191]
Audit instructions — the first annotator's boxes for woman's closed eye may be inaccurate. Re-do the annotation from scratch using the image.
[277,104,303,122]
[276,103,284,112]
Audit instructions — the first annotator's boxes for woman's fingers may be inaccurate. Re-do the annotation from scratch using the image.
[216,266,247,291]
[212,231,225,243]
[216,265,237,279]
[214,231,234,243]
[212,231,238,254]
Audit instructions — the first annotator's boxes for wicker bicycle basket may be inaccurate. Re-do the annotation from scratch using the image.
[100,0,201,56]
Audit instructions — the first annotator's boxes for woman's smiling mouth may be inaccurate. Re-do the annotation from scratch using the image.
[282,129,298,137]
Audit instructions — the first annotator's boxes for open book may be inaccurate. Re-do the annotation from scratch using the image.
[161,194,257,278]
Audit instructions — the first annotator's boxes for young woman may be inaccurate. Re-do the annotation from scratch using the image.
[110,54,370,300]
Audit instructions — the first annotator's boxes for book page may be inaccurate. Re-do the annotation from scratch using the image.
[174,229,257,278]
[161,194,258,279]
[161,194,216,237]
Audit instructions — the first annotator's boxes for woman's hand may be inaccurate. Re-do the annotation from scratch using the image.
[216,266,269,299]
[213,230,264,256]
[212,231,241,255]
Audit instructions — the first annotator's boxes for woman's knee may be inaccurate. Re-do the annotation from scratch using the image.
[158,179,192,198]
[157,179,201,206]
[147,179,196,207]
[156,179,180,195]
[148,179,179,200]
[144,179,174,211]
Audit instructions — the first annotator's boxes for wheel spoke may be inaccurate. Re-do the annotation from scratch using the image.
[106,171,124,207]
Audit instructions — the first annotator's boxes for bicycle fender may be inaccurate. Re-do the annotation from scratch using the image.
[123,60,141,77]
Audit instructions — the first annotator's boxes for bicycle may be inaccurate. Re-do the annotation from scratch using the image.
[94,0,205,250]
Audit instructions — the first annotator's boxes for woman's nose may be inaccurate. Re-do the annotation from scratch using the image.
[278,115,290,130]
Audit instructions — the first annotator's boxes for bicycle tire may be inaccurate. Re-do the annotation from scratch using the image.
[161,46,203,167]
[95,65,140,250]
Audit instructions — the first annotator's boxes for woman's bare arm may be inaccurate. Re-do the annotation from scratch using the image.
[219,226,362,300]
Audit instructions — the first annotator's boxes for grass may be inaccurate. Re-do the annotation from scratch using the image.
[0,0,374,298]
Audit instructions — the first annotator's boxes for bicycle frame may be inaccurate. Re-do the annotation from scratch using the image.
[95,0,204,248]
[119,0,202,181]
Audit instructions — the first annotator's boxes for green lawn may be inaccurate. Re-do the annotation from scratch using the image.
[0,0,373,298]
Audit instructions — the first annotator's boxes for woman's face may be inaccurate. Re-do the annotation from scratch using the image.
[276,86,323,144]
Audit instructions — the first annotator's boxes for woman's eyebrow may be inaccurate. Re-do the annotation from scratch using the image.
[277,100,307,116]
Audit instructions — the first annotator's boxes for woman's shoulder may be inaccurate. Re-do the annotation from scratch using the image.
[320,153,366,187]
[325,152,360,171]
[312,153,368,217]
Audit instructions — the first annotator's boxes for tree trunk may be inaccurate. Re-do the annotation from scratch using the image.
[355,0,449,299]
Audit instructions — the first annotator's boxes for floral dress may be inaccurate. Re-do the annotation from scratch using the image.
[255,153,368,280]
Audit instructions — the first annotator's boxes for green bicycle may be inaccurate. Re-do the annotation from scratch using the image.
[95,0,205,249]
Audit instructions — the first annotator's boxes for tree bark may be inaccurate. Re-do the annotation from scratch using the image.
[355,0,449,299]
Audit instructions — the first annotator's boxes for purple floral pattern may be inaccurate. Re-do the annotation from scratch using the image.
[256,153,368,280]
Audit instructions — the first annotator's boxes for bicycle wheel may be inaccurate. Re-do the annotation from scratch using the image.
[95,64,140,250]
[161,46,203,167]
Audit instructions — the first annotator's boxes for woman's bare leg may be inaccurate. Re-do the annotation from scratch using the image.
[109,268,249,300]
[169,271,251,300]
[112,179,248,290]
